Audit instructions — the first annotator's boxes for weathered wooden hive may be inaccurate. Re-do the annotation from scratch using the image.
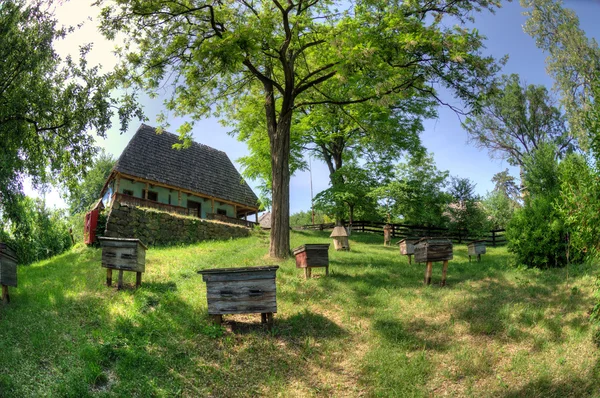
[330,226,350,251]
[293,244,330,278]
[98,237,147,289]
[397,238,419,256]
[198,265,279,327]
[99,237,147,272]
[414,237,453,263]
[468,240,486,262]
[0,243,17,303]
[383,224,393,246]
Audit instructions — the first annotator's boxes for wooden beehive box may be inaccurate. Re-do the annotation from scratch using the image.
[98,237,147,273]
[199,266,279,315]
[293,244,329,268]
[330,226,350,251]
[468,240,486,256]
[0,243,17,288]
[397,238,419,255]
[414,238,453,263]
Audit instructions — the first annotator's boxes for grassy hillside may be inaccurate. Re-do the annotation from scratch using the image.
[0,230,598,397]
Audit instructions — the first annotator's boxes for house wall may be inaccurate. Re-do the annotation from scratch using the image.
[115,176,236,218]
[104,202,250,246]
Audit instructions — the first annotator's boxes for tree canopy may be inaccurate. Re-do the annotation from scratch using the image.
[0,0,138,220]
[523,0,600,151]
[462,74,576,172]
[372,154,449,226]
[97,0,503,257]
[64,151,116,215]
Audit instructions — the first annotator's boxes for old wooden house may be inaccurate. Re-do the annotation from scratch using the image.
[98,124,260,226]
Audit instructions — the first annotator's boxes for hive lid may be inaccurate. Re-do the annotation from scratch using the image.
[197,265,280,275]
[97,237,148,250]
[416,237,452,244]
[0,243,17,261]
[292,244,330,255]
[330,226,348,237]
[396,237,420,245]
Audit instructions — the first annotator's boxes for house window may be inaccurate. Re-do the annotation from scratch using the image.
[123,189,134,196]
[142,190,158,201]
[217,209,227,216]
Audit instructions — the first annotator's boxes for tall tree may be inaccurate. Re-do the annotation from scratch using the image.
[445,177,488,239]
[64,151,116,215]
[0,0,137,220]
[372,154,449,226]
[296,94,430,224]
[491,169,521,202]
[313,162,382,224]
[522,0,600,151]
[462,74,576,181]
[97,0,503,257]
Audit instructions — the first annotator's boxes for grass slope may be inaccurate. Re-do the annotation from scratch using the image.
[0,230,599,397]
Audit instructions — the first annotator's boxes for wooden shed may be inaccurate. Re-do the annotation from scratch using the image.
[468,240,486,262]
[198,265,279,328]
[293,244,330,278]
[0,243,17,304]
[98,237,147,289]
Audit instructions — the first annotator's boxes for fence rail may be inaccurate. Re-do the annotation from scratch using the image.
[298,220,506,246]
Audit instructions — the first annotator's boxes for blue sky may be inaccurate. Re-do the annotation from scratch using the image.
[30,0,600,215]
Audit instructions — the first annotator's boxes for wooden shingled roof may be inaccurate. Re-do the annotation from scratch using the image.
[114,124,259,209]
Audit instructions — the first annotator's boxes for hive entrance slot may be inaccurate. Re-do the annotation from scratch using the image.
[220,290,234,297]
[249,289,263,297]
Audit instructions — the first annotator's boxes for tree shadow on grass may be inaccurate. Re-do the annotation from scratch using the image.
[372,318,452,352]
[450,272,594,343]
[498,358,600,397]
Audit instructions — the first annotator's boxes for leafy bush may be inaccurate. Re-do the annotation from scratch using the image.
[555,153,600,260]
[506,144,568,268]
[1,196,73,264]
[506,195,567,268]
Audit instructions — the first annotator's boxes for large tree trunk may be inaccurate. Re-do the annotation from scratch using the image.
[268,110,292,258]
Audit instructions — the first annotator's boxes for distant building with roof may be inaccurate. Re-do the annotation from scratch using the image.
[98,124,260,225]
[258,212,271,230]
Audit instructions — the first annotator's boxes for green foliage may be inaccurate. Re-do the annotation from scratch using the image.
[0,0,139,220]
[64,151,115,215]
[555,153,600,259]
[289,210,328,227]
[1,195,72,264]
[314,163,383,223]
[373,154,449,225]
[482,190,516,230]
[523,0,600,149]
[463,74,576,169]
[445,177,490,238]
[492,169,521,202]
[506,144,567,268]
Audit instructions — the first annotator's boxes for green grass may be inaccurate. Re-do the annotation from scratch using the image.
[0,230,599,397]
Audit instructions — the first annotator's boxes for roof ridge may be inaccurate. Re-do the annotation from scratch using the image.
[143,124,229,156]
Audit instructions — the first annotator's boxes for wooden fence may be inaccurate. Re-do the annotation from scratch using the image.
[298,220,507,246]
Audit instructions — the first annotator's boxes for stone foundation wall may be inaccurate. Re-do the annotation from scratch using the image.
[104,202,250,246]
